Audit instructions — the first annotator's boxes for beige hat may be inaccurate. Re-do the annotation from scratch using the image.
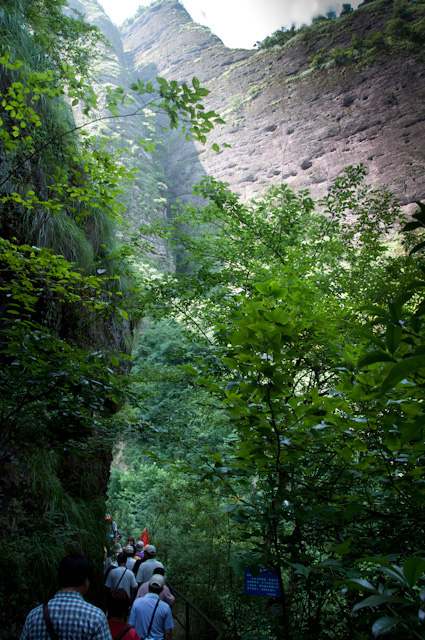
[144,545,156,556]
[149,574,165,589]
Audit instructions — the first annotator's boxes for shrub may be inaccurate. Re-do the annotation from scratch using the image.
[341,3,354,15]
[329,46,354,65]
[364,31,390,50]
[385,17,411,37]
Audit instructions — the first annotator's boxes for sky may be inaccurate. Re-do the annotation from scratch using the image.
[97,0,362,49]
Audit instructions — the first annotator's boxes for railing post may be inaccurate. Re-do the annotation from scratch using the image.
[168,582,222,640]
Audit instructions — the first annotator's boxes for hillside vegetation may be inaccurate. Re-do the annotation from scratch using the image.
[109,168,425,640]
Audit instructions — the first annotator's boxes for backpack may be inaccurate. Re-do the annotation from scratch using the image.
[132,558,143,576]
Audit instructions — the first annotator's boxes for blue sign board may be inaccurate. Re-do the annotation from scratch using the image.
[244,568,282,598]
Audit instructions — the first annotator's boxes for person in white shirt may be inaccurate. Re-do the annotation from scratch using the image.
[105,552,137,601]
[135,545,164,587]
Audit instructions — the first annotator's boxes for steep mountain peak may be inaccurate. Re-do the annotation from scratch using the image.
[72,0,425,213]
[121,0,253,86]
[117,0,425,207]
[121,0,224,46]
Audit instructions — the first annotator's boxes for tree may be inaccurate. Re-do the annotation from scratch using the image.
[255,25,298,49]
[340,4,354,16]
[137,166,404,333]
[124,167,425,638]
[107,318,282,638]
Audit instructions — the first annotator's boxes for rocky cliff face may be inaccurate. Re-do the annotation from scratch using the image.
[76,0,424,235]
[119,0,424,208]
[68,0,175,269]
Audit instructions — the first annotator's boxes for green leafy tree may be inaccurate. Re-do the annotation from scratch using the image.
[341,4,354,15]
[255,25,298,49]
[121,167,424,639]
[107,318,280,638]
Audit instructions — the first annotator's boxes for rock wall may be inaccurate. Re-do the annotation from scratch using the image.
[119,0,424,207]
[69,0,175,270]
[73,0,425,242]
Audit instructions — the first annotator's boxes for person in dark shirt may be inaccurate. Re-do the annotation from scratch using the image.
[108,589,141,640]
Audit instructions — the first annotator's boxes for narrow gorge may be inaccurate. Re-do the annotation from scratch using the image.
[1,1,425,638]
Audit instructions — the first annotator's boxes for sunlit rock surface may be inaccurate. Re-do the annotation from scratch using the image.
[75,0,425,221]
[120,0,424,206]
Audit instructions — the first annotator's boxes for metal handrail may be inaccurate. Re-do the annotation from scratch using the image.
[167,582,222,640]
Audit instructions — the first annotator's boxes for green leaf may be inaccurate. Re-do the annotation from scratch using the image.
[381,356,425,394]
[388,301,402,324]
[335,447,352,463]
[400,415,425,446]
[380,565,409,587]
[352,594,408,613]
[109,354,119,367]
[345,578,377,592]
[403,557,425,587]
[411,240,425,255]
[253,282,271,295]
[386,324,402,353]
[331,537,352,554]
[220,503,237,512]
[343,502,364,520]
[372,616,398,637]
[288,562,309,578]
[358,352,395,368]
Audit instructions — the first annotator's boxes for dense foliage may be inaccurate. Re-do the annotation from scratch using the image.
[109,169,425,639]
[255,0,425,72]
[310,0,425,68]
[0,0,222,635]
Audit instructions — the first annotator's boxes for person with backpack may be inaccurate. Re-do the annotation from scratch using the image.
[105,514,118,542]
[129,575,173,640]
[107,589,141,640]
[105,553,137,602]
[20,554,112,640]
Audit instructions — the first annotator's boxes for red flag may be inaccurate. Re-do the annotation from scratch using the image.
[141,528,150,547]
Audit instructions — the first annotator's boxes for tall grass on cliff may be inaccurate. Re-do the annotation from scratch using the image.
[1,450,109,637]
[0,2,132,635]
[0,0,133,283]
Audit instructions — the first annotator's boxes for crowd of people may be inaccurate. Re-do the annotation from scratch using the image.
[19,524,175,640]
[103,534,175,640]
